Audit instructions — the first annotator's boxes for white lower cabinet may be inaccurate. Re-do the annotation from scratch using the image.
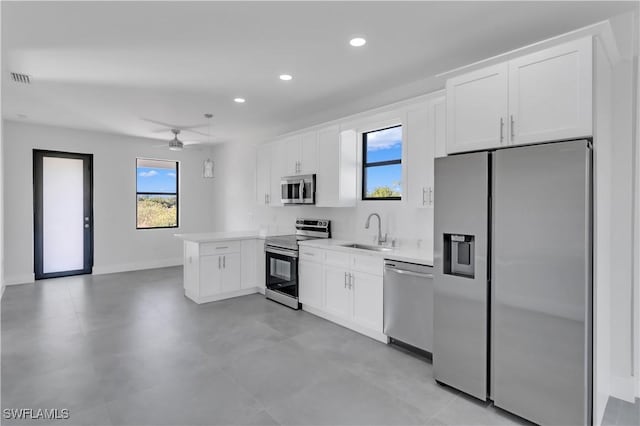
[219,252,241,293]
[199,254,222,298]
[351,270,383,332]
[240,239,257,289]
[323,265,351,318]
[299,260,324,310]
[299,246,386,342]
[183,239,262,304]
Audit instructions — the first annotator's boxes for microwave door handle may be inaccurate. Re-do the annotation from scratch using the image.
[299,180,304,203]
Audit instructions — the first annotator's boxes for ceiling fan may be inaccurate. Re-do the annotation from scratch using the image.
[150,114,215,151]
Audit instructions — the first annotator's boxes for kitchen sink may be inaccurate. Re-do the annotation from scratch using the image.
[340,243,393,252]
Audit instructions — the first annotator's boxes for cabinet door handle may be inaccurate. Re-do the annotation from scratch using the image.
[428,187,433,205]
[344,272,348,288]
[510,115,515,140]
[223,255,226,268]
[422,188,426,205]
[218,256,221,269]
[349,273,353,289]
[499,117,504,144]
[216,246,228,250]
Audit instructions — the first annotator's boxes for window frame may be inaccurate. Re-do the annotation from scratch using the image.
[135,158,179,230]
[361,124,403,201]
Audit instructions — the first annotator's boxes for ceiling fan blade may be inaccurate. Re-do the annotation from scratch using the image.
[181,128,209,137]
[140,117,209,131]
[177,123,209,131]
[140,117,177,128]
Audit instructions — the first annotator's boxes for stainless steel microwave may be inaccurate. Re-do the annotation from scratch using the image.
[281,174,315,205]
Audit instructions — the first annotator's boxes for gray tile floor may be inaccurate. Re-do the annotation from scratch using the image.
[0,267,538,425]
[602,397,640,426]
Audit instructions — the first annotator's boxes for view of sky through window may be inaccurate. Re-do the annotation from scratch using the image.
[136,159,178,228]
[364,126,402,198]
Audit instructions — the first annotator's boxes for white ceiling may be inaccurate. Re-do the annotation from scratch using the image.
[2,1,636,145]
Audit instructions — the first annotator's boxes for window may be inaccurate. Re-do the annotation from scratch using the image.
[362,125,402,200]
[136,158,178,229]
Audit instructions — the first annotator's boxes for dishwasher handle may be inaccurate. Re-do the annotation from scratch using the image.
[384,267,433,279]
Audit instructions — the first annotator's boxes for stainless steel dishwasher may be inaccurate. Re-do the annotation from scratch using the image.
[383,260,434,353]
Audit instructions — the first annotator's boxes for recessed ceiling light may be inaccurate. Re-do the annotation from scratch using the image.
[279,74,293,81]
[234,98,246,103]
[349,37,367,47]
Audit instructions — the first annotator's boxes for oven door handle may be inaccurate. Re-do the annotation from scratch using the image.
[265,246,299,258]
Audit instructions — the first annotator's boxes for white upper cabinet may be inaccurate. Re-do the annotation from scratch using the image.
[433,97,447,158]
[300,131,318,174]
[316,126,357,207]
[285,135,302,175]
[508,37,592,145]
[407,106,431,208]
[446,37,593,154]
[255,144,272,206]
[259,126,354,208]
[269,140,287,207]
[285,131,318,175]
[256,141,285,207]
[408,94,446,208]
[446,63,509,154]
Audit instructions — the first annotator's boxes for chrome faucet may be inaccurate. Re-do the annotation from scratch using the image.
[365,213,387,245]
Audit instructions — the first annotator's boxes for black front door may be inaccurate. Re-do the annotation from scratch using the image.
[33,150,94,279]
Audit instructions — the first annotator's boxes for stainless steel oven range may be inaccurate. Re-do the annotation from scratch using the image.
[264,218,330,309]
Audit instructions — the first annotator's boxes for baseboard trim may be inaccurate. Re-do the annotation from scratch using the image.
[92,258,182,275]
[185,287,260,304]
[302,304,388,344]
[610,374,637,403]
[4,273,35,286]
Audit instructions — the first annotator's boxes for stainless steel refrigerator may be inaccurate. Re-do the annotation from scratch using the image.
[433,140,592,425]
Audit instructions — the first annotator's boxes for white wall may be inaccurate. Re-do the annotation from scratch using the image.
[2,120,215,284]
[1,3,4,296]
[633,7,640,400]
[606,10,640,403]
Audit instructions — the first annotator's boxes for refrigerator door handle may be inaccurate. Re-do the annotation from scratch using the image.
[500,117,505,144]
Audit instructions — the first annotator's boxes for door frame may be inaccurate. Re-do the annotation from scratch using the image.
[33,149,94,279]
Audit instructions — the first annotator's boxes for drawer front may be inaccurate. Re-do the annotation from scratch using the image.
[351,253,383,275]
[324,249,350,268]
[201,240,241,255]
[299,247,324,263]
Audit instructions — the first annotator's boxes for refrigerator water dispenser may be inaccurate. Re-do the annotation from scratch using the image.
[443,234,475,278]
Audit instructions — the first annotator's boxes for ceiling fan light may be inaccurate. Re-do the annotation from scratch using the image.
[169,138,184,151]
